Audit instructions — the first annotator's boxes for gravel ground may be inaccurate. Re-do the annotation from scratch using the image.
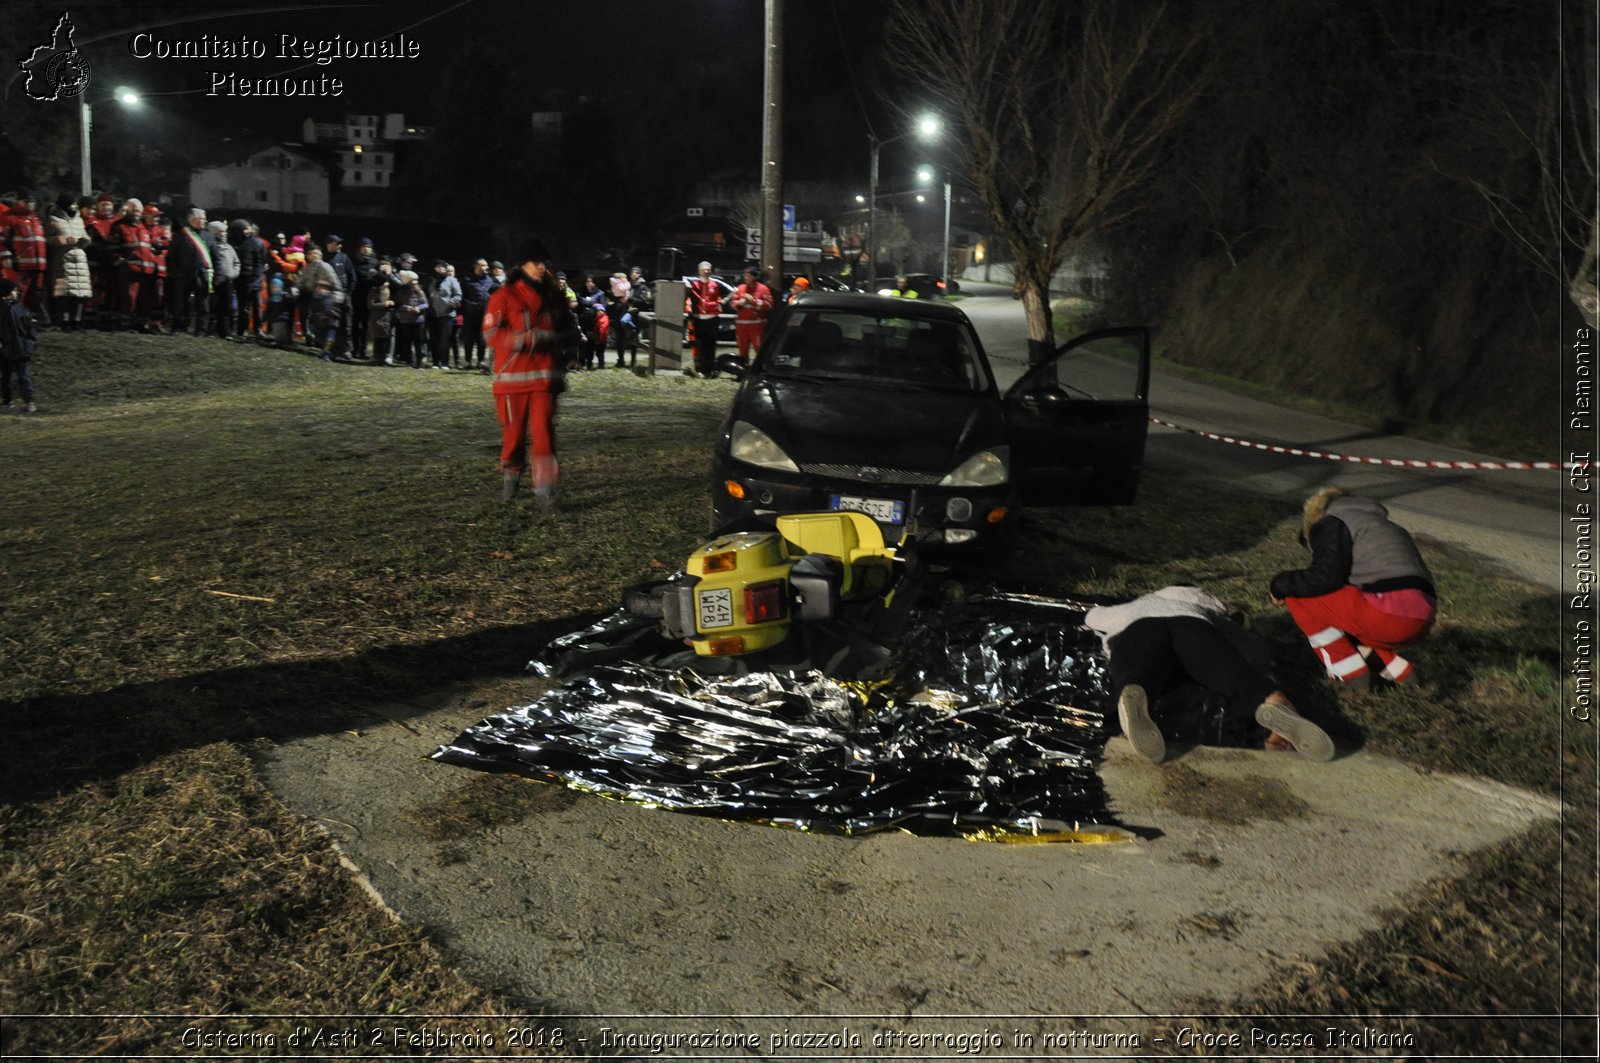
[255,671,1561,1053]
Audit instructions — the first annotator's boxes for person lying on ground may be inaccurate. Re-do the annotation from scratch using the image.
[1085,585,1335,763]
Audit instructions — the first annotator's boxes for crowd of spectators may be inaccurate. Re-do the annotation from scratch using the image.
[0,189,682,375]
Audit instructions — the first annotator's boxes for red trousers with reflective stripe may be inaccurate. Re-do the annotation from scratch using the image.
[1283,585,1434,680]
[497,389,557,487]
[735,320,764,360]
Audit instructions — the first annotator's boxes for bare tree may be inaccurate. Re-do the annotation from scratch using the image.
[1401,1,1596,327]
[888,0,1208,359]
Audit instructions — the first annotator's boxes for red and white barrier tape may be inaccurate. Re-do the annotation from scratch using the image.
[1149,416,1571,471]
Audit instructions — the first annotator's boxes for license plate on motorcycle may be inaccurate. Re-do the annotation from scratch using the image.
[829,494,905,525]
[696,587,735,630]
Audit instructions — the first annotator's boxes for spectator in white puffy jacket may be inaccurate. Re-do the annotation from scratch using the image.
[45,193,92,330]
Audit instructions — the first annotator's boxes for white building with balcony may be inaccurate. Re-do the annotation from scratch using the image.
[190,145,329,214]
[300,112,429,191]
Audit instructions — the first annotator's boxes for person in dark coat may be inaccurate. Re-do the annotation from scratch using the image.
[167,206,217,335]
[459,257,496,370]
[350,237,379,358]
[1270,488,1437,690]
[425,259,461,369]
[234,222,270,338]
[84,193,118,327]
[0,278,39,412]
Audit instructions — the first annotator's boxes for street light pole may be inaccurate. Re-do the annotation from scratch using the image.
[78,89,140,197]
[867,134,880,284]
[941,173,951,291]
[865,116,938,287]
[760,0,784,281]
[78,99,92,197]
[918,165,954,292]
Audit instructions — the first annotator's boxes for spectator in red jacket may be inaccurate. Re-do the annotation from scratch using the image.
[2,191,49,323]
[484,238,578,510]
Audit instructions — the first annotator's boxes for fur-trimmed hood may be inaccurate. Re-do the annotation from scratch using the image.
[1301,487,1346,544]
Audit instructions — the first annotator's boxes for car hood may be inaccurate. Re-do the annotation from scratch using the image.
[735,376,1006,473]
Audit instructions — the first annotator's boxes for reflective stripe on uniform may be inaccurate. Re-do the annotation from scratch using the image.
[1379,655,1412,681]
[1321,650,1369,678]
[495,369,557,383]
[1306,626,1346,648]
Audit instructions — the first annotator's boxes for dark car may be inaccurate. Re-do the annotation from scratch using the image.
[709,292,1151,559]
[810,273,854,292]
[856,274,953,298]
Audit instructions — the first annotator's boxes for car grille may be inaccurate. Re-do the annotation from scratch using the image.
[798,463,943,486]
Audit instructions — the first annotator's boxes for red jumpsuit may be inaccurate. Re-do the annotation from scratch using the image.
[731,279,774,361]
[109,213,155,326]
[484,272,564,490]
[142,210,170,326]
[2,205,48,317]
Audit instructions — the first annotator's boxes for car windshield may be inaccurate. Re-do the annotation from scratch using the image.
[760,308,990,393]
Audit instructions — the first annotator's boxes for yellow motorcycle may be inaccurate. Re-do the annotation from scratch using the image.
[624,510,920,658]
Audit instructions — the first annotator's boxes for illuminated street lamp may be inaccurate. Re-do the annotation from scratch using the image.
[918,164,952,293]
[79,87,141,197]
[868,115,939,282]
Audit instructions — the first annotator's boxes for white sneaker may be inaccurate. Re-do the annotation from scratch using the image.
[1256,700,1335,762]
[1117,685,1167,763]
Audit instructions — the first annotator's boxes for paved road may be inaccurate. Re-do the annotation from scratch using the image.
[957,284,1565,590]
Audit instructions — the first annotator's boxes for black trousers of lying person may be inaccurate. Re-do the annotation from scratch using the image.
[1105,616,1277,731]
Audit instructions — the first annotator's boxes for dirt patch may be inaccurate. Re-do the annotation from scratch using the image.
[1152,762,1310,825]
[405,774,579,843]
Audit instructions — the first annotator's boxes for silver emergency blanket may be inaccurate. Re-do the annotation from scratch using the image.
[433,594,1120,836]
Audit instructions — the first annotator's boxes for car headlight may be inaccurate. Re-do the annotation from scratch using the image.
[729,421,800,473]
[940,447,1010,487]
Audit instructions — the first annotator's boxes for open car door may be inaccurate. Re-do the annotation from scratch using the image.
[1003,327,1151,505]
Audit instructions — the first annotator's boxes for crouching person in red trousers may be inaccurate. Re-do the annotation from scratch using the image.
[1270,488,1437,691]
[484,238,579,512]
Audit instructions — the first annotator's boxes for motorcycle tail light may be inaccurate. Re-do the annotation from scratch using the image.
[724,480,747,500]
[706,636,746,656]
[744,580,788,623]
[702,551,738,573]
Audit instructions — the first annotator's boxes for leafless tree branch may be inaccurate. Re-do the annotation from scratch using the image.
[889,0,1210,350]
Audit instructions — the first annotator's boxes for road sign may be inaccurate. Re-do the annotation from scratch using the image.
[748,227,823,262]
[782,204,796,231]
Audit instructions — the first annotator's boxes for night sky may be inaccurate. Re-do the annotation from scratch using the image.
[3,1,925,202]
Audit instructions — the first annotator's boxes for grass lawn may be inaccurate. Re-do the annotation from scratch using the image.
[0,327,1591,1057]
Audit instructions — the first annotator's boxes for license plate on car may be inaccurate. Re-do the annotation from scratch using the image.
[829,494,906,525]
[697,587,735,630]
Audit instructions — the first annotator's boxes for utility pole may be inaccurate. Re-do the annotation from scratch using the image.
[760,0,784,282]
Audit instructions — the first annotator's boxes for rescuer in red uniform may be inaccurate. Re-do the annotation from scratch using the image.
[731,264,774,364]
[484,239,579,510]
[2,192,48,322]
